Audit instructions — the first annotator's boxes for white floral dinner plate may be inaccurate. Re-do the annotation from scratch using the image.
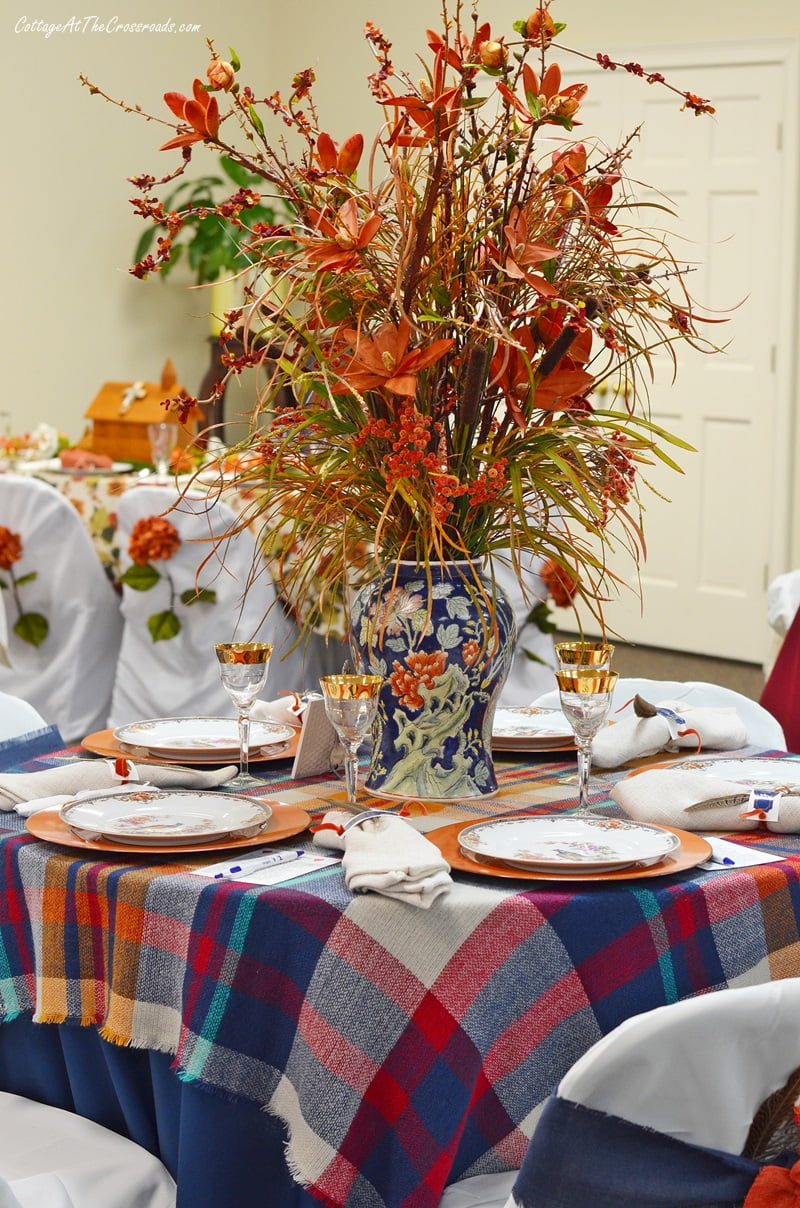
[31,458,135,476]
[664,756,800,793]
[113,716,294,758]
[492,707,575,741]
[60,788,272,846]
[457,815,680,872]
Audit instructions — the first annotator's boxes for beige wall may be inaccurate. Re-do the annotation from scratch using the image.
[5,1,278,439]
[4,0,800,561]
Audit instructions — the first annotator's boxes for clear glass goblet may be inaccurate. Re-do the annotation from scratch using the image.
[555,640,615,670]
[319,674,384,806]
[556,669,618,815]
[215,642,273,788]
[147,422,172,479]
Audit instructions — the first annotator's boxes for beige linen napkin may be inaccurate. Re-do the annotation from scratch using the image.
[611,767,800,832]
[0,759,238,815]
[313,809,452,907]
[592,700,747,769]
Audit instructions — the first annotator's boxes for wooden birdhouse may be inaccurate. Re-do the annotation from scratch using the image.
[83,360,198,463]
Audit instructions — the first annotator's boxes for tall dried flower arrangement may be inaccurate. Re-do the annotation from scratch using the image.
[83,1,718,638]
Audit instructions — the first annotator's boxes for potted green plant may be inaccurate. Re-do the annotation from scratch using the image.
[131,154,287,292]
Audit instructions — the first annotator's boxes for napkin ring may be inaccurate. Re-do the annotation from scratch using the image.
[112,757,140,783]
[740,788,785,823]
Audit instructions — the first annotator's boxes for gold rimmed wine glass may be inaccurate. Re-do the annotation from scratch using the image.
[556,669,618,815]
[555,640,615,670]
[215,642,273,788]
[319,674,384,806]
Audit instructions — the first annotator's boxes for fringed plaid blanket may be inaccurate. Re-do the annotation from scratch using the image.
[0,743,799,1208]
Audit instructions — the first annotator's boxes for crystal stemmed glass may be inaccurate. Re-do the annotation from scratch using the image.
[215,642,273,788]
[319,674,384,806]
[556,669,618,815]
[147,422,172,479]
[555,640,615,670]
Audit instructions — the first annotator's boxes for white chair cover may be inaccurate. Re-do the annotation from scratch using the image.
[108,485,344,726]
[489,555,557,707]
[533,676,786,750]
[558,979,800,1154]
[0,476,122,742]
[0,693,48,741]
[439,1171,516,1208]
[441,980,800,1207]
[0,1091,175,1207]
[767,570,800,639]
[765,568,800,678]
[0,582,10,668]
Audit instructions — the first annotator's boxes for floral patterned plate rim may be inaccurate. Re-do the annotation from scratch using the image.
[113,717,295,757]
[457,815,680,871]
[82,729,298,767]
[60,788,272,846]
[28,800,309,856]
[646,756,800,794]
[29,458,135,476]
[492,707,575,741]
[429,821,710,883]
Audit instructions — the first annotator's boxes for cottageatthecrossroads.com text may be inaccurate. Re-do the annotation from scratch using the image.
[15,16,201,35]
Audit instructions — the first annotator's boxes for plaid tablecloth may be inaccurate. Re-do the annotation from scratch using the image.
[1,743,799,1208]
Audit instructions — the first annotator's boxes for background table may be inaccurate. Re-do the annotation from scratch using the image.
[12,465,249,584]
[0,742,798,1208]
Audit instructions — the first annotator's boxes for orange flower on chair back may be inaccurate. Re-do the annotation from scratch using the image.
[744,1160,800,1206]
[121,515,216,642]
[128,516,181,565]
[0,526,49,648]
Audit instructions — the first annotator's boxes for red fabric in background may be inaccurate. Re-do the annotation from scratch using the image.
[760,608,800,755]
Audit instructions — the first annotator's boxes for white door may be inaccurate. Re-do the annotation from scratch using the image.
[557,43,798,662]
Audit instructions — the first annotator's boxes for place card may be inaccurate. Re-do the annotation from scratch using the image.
[291,695,341,779]
[698,836,785,871]
[190,848,340,885]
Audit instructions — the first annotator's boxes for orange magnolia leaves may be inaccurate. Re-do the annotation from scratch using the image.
[298,199,382,272]
[551,144,620,234]
[161,78,220,150]
[338,319,454,397]
[383,48,462,144]
[504,206,559,296]
[534,365,595,411]
[498,61,586,127]
[490,319,594,422]
[426,21,491,77]
[315,131,364,176]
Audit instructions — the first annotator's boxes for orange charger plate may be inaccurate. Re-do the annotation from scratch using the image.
[82,727,299,767]
[427,818,711,883]
[25,800,311,857]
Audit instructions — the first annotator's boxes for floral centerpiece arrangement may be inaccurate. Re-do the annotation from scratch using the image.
[84,2,717,798]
